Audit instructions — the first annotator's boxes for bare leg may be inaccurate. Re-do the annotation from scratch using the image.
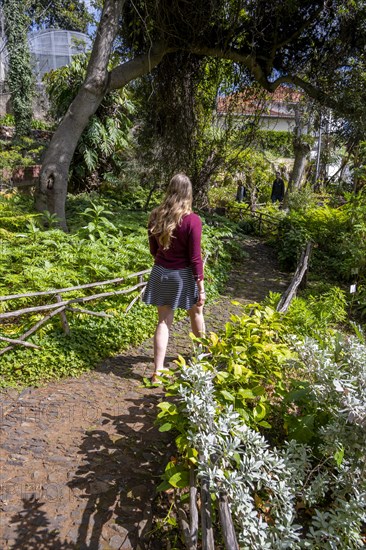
[188,303,205,338]
[153,305,174,377]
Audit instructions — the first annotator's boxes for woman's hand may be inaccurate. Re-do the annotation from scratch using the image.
[197,291,206,307]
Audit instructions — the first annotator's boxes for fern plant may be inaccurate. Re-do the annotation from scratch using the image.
[43,53,135,192]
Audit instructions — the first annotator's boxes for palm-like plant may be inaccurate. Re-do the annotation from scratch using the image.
[43,54,135,193]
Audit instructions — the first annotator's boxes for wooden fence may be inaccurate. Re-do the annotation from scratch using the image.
[0,269,151,356]
[226,203,280,237]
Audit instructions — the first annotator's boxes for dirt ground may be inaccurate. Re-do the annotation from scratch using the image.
[0,236,288,549]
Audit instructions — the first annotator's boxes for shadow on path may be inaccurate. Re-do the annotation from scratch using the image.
[67,397,173,549]
[9,497,76,549]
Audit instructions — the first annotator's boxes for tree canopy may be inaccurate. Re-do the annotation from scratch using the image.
[37,0,366,229]
[26,0,92,33]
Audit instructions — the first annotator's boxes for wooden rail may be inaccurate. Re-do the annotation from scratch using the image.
[0,269,151,355]
[276,241,313,313]
[226,203,280,236]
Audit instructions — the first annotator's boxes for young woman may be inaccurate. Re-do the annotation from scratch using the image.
[143,173,205,383]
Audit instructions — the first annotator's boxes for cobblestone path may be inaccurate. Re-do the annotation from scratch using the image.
[0,237,288,550]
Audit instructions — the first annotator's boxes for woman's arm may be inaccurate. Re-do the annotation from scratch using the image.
[187,215,205,306]
[148,231,159,257]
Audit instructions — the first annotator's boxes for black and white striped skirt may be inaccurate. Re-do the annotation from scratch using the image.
[142,264,199,310]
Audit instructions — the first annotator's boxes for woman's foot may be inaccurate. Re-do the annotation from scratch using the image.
[150,369,169,385]
[150,373,159,385]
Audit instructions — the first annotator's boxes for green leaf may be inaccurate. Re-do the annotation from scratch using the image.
[238,388,255,399]
[258,420,272,428]
[159,422,173,432]
[168,470,190,488]
[334,447,344,467]
[210,332,219,346]
[253,403,266,421]
[156,479,172,492]
[215,371,230,382]
[233,363,243,376]
[157,402,177,415]
[220,390,235,402]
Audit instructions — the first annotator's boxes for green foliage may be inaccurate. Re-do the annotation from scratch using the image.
[27,0,92,33]
[272,286,348,339]
[155,293,365,546]
[0,193,233,387]
[255,130,294,157]
[285,187,319,212]
[0,137,46,170]
[43,54,135,193]
[0,114,54,131]
[276,194,366,283]
[3,0,34,137]
[353,284,366,319]
[209,147,274,208]
[156,302,294,489]
[277,216,311,270]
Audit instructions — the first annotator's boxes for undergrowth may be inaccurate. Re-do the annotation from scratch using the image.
[0,192,235,388]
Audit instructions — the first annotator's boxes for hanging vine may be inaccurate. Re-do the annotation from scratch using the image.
[3,0,34,137]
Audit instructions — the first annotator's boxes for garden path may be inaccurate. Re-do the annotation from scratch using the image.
[0,236,288,550]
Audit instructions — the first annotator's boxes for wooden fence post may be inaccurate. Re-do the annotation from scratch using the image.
[201,476,215,550]
[138,275,144,301]
[56,294,70,335]
[218,492,239,550]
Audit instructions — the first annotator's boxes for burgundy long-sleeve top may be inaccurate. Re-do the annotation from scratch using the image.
[148,212,204,281]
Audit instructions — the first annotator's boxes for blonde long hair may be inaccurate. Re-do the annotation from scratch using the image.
[149,173,193,249]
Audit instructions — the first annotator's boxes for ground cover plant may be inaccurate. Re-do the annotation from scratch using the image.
[0,191,234,388]
[155,296,366,548]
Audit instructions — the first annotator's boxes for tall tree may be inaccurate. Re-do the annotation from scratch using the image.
[37,0,366,229]
[132,54,240,208]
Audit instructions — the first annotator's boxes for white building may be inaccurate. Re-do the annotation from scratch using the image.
[216,86,304,133]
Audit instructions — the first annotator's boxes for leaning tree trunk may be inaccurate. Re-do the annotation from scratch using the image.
[35,0,167,231]
[35,0,123,230]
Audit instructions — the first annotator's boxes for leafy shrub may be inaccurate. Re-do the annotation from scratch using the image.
[276,196,366,281]
[283,286,348,338]
[277,215,311,270]
[155,301,366,548]
[0,114,54,131]
[0,137,46,170]
[353,284,366,319]
[255,129,294,157]
[285,187,319,212]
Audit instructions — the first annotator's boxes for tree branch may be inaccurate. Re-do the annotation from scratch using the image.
[187,45,342,112]
[270,4,324,59]
[108,41,169,90]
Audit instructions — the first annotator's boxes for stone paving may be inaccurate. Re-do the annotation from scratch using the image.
[0,237,288,549]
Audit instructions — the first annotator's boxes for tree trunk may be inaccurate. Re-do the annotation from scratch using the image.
[290,139,310,190]
[35,0,123,230]
[192,151,219,209]
[35,0,167,230]
[286,103,312,198]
